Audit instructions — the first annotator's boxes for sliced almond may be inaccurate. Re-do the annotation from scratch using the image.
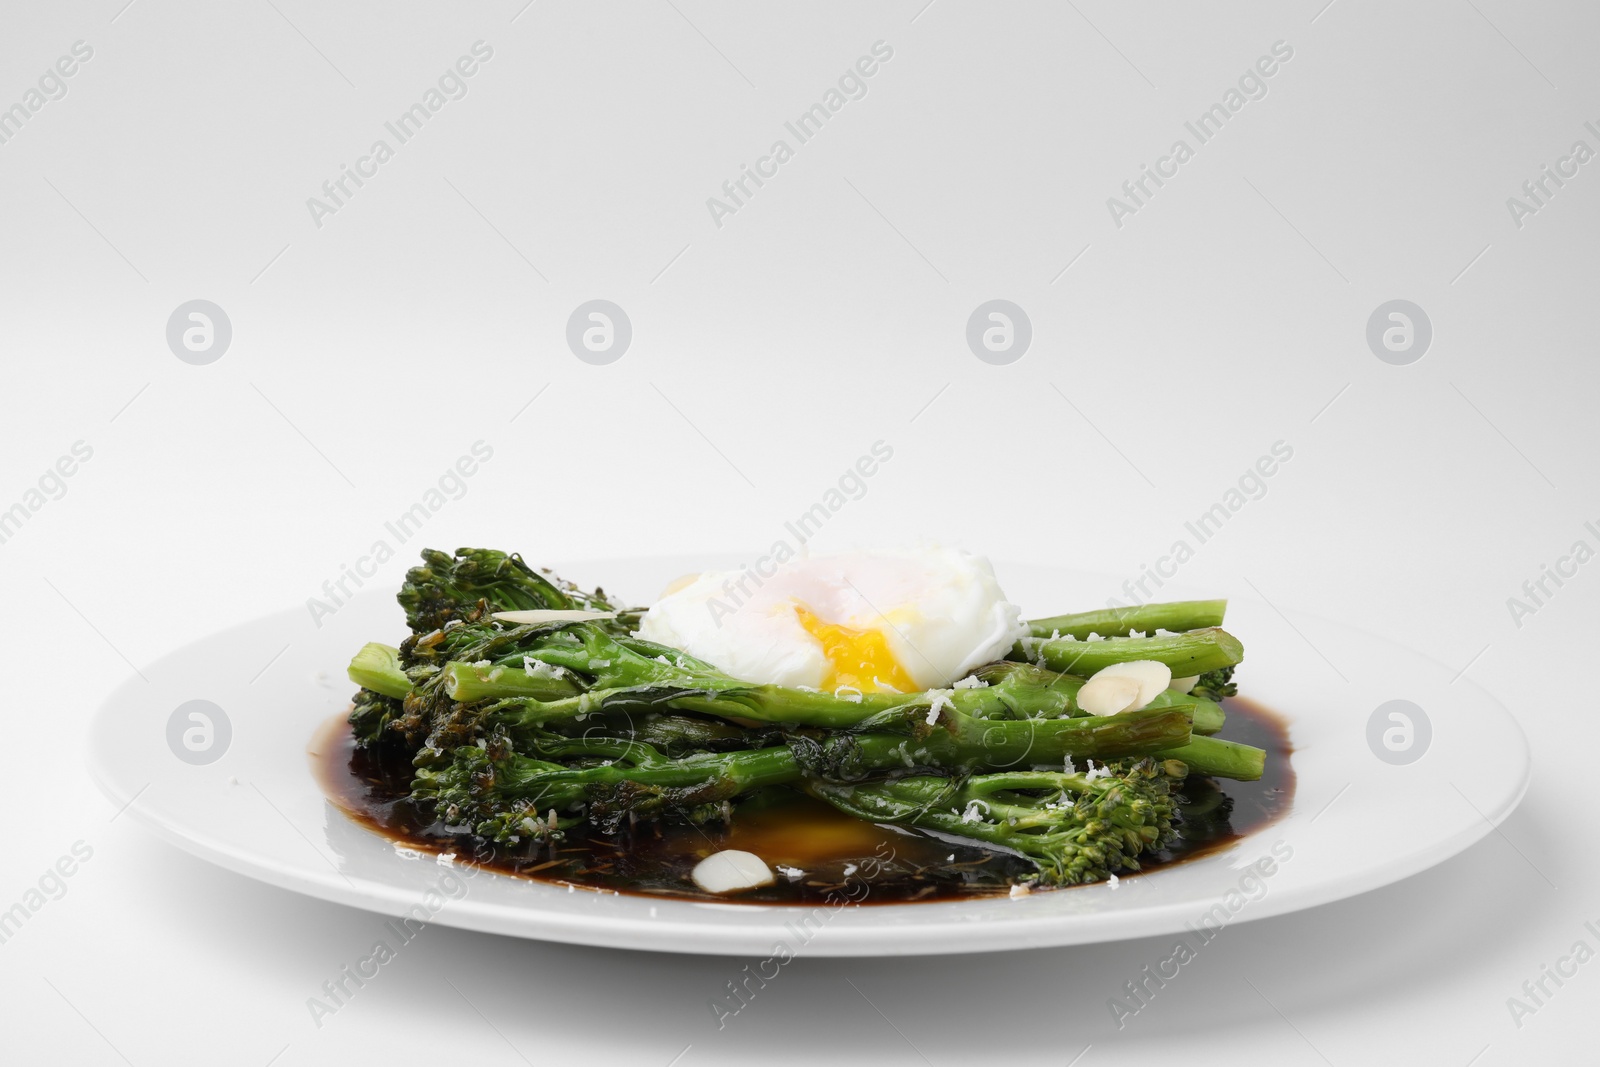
[492,609,617,625]
[1169,675,1199,694]
[1088,660,1172,711]
[690,850,775,894]
[1078,674,1144,716]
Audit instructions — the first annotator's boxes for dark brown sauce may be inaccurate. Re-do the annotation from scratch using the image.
[311,697,1295,905]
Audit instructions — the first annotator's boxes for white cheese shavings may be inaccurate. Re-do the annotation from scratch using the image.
[1107,872,1120,889]
[523,656,568,679]
[1033,629,1061,666]
[834,685,864,703]
[953,675,988,689]
[924,689,955,725]
[1017,632,1058,666]
[1009,882,1033,898]
[1084,760,1111,781]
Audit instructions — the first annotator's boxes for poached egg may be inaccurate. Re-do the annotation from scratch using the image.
[636,547,1027,694]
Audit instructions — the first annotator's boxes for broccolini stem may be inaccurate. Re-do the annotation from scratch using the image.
[443,659,585,702]
[1027,600,1227,639]
[847,705,1193,771]
[513,745,800,798]
[348,642,411,700]
[417,742,804,838]
[1017,627,1243,677]
[1157,735,1265,780]
[1157,690,1224,735]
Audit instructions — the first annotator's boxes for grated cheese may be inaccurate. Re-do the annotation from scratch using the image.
[523,656,567,679]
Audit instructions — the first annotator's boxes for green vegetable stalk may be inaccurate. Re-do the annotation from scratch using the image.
[1016,627,1243,677]
[1027,600,1226,640]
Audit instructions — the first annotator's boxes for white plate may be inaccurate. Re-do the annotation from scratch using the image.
[86,557,1530,956]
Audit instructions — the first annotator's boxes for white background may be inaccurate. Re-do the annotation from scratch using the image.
[2,1,1596,1063]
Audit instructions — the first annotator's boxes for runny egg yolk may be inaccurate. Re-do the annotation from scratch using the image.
[793,605,917,694]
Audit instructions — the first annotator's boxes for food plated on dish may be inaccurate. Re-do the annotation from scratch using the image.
[332,546,1290,901]
[85,549,1525,953]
